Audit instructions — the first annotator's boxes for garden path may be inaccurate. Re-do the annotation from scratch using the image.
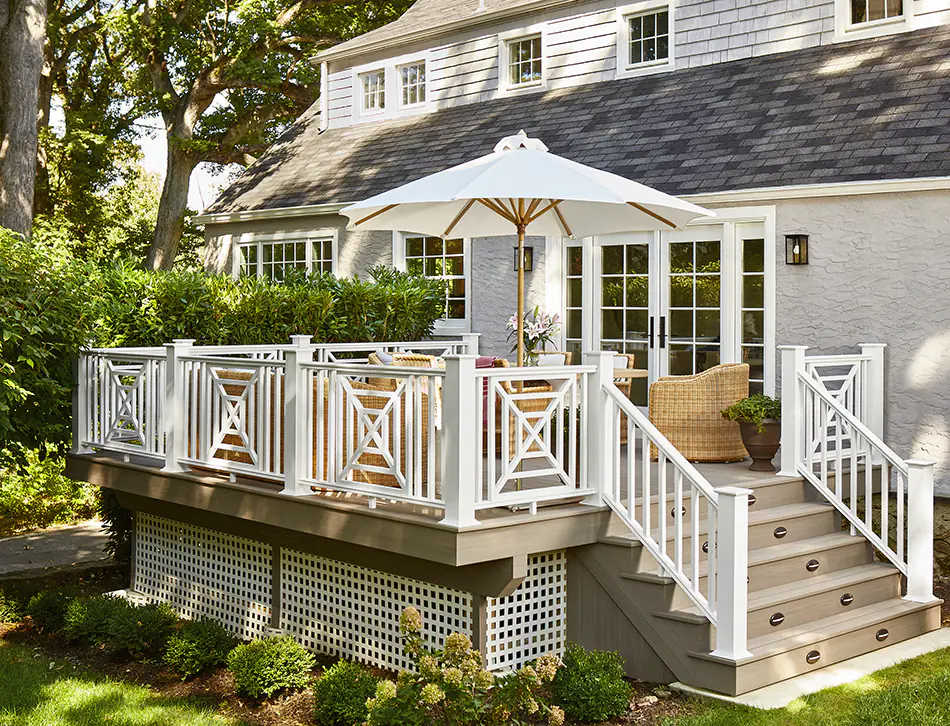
[0,520,109,577]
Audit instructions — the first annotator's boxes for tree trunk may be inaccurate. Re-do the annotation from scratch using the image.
[33,41,54,217]
[0,0,48,235]
[146,139,195,270]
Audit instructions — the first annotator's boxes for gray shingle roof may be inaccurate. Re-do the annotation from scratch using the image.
[206,26,950,217]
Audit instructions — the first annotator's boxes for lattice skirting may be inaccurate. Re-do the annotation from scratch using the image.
[133,513,273,641]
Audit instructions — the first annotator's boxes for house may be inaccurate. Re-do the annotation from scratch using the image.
[68,0,949,699]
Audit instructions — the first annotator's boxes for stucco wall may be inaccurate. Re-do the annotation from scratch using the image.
[772,190,950,496]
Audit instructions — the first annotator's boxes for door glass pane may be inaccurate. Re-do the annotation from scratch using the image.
[667,239,721,376]
[565,245,584,359]
[603,245,624,275]
[670,309,693,339]
[602,309,623,339]
[669,344,693,375]
[741,237,767,391]
[626,244,649,274]
[669,276,692,307]
[602,278,624,307]
[742,275,764,308]
[670,243,693,272]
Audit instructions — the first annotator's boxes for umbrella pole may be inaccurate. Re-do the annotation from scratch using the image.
[517,224,526,368]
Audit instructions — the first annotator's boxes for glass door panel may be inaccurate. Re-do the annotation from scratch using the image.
[666,236,722,376]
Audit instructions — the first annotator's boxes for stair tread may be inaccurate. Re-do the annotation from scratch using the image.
[687,532,866,578]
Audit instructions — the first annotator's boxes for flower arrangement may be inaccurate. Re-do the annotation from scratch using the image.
[507,306,561,364]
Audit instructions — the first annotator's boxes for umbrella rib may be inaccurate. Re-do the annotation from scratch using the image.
[553,204,574,238]
[527,199,562,225]
[478,198,517,224]
[627,201,677,229]
[355,204,399,227]
[443,199,477,237]
[525,198,543,220]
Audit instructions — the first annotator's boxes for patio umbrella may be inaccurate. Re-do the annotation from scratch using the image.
[341,130,715,366]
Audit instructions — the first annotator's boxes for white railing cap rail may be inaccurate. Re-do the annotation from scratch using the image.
[84,347,167,357]
[300,361,447,377]
[177,354,287,369]
[476,364,597,377]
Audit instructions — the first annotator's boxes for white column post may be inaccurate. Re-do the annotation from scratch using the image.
[778,345,808,477]
[859,343,886,441]
[282,337,313,496]
[583,351,616,506]
[71,347,94,454]
[711,486,752,660]
[162,339,194,473]
[439,355,480,528]
[461,333,480,357]
[906,459,937,602]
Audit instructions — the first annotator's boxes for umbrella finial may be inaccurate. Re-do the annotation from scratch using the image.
[494,131,549,153]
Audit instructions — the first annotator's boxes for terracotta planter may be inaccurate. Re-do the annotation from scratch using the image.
[739,420,781,472]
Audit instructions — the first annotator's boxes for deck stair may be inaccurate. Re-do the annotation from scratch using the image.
[570,474,942,696]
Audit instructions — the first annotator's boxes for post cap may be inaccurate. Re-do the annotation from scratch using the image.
[716,486,755,498]
[905,459,937,468]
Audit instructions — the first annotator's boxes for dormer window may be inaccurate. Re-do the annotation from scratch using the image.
[400,61,426,107]
[507,35,543,87]
[850,0,902,24]
[360,69,386,113]
[628,9,670,66]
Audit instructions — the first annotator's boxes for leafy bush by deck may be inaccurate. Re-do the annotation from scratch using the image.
[25,591,76,632]
[227,635,315,699]
[108,601,179,659]
[312,659,379,726]
[164,618,237,679]
[63,595,129,644]
[550,643,631,723]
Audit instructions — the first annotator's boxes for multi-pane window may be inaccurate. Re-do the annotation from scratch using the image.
[400,62,426,106]
[740,238,766,395]
[361,70,386,112]
[667,240,721,376]
[564,246,584,362]
[628,10,670,66]
[405,236,466,321]
[508,35,543,87]
[851,0,902,23]
[238,238,333,281]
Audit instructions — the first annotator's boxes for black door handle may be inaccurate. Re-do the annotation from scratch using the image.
[649,316,655,349]
[659,316,667,349]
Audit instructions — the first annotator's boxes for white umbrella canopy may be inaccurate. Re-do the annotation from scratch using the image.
[341,131,715,365]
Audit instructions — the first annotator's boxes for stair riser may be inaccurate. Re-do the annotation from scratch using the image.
[747,573,901,639]
[732,604,941,695]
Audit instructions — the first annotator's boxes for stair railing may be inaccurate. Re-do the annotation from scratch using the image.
[586,352,752,660]
[780,345,936,602]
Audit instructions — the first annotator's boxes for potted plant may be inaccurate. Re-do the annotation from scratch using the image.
[721,394,782,472]
[506,306,560,365]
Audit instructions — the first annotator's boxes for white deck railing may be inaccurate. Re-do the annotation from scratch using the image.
[780,345,935,603]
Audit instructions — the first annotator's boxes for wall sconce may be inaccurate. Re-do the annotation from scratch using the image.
[514,246,534,272]
[785,234,809,265]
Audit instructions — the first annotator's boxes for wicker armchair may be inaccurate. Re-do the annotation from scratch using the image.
[648,363,750,462]
[366,352,437,391]
[612,353,638,400]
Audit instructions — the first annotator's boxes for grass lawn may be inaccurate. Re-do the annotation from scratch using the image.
[0,639,244,726]
[668,647,950,726]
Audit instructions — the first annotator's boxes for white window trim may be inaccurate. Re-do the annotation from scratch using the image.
[393,231,472,335]
[350,50,432,122]
[834,0,914,40]
[497,23,548,97]
[231,229,339,280]
[396,59,428,110]
[615,1,675,79]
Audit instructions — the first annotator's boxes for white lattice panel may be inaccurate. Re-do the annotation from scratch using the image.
[485,551,566,670]
[281,549,472,671]
[133,513,272,640]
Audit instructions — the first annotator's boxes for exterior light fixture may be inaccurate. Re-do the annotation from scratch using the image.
[785,234,809,265]
[514,246,534,272]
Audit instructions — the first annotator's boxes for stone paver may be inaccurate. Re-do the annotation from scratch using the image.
[0,520,110,577]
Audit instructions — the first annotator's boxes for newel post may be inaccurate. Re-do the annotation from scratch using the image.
[282,336,313,496]
[778,345,808,477]
[71,345,94,455]
[583,351,616,506]
[711,487,752,660]
[162,339,194,473]
[906,459,937,602]
[859,343,886,442]
[440,355,480,528]
[460,333,480,357]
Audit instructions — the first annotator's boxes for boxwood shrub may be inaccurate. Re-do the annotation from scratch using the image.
[227,635,315,699]
[63,595,128,644]
[550,643,631,723]
[108,601,179,658]
[164,618,236,679]
[313,659,379,726]
[25,590,75,632]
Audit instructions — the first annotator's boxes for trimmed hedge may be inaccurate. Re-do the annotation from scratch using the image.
[550,643,631,723]
[164,618,236,679]
[227,635,315,699]
[313,659,379,726]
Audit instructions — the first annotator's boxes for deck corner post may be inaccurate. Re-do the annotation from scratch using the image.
[71,346,94,455]
[282,346,313,497]
[583,351,616,506]
[859,343,886,442]
[710,486,752,661]
[906,458,936,602]
[439,355,480,528]
[161,339,195,473]
[778,345,808,477]
[461,333,480,356]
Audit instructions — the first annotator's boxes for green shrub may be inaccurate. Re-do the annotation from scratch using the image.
[26,590,75,632]
[720,393,782,433]
[108,601,179,658]
[0,593,21,623]
[164,618,236,679]
[313,659,379,726]
[63,595,129,644]
[227,635,315,699]
[550,643,631,723]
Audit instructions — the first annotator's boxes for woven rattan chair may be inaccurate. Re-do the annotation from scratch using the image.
[612,353,638,400]
[648,363,749,462]
[367,352,437,390]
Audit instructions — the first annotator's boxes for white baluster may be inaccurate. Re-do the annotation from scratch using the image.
[710,486,752,660]
[282,337,313,496]
[583,351,616,507]
[440,355,480,528]
[905,459,937,602]
[778,345,808,477]
[162,340,194,473]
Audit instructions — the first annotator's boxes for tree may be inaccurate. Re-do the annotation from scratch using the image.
[0,0,48,235]
[110,0,414,270]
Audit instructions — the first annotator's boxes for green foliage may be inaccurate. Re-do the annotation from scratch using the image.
[550,644,631,724]
[0,594,22,624]
[0,445,98,537]
[108,601,179,659]
[720,393,782,433]
[25,591,76,632]
[63,595,129,644]
[97,488,134,564]
[313,659,379,726]
[164,618,237,679]
[226,635,315,700]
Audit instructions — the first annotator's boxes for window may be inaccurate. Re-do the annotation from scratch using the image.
[851,0,902,23]
[628,10,670,66]
[404,236,467,323]
[564,246,584,361]
[400,62,426,107]
[360,70,385,113]
[507,35,543,87]
[237,237,334,280]
[740,238,766,395]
